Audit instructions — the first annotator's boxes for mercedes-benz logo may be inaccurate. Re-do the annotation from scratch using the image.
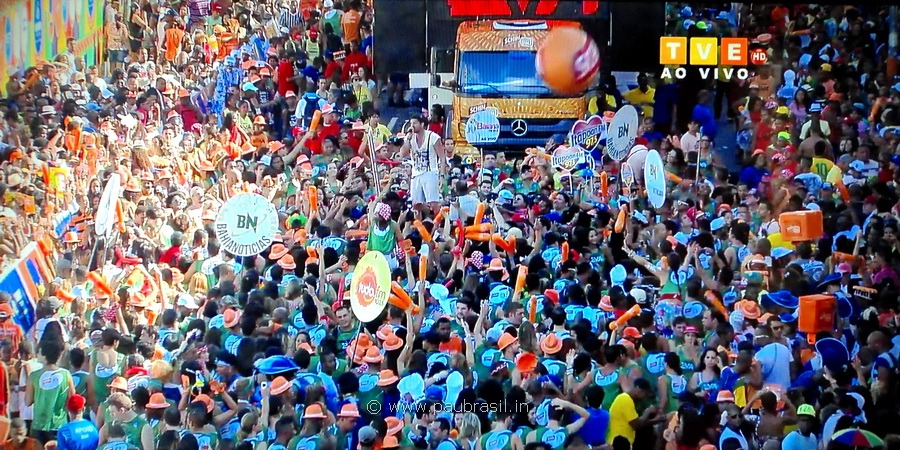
[511,119,528,137]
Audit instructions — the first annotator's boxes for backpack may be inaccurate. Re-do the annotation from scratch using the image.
[302,94,321,125]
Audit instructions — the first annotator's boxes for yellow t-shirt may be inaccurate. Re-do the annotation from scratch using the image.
[623,87,656,119]
[607,393,638,444]
[588,95,617,115]
[812,157,834,180]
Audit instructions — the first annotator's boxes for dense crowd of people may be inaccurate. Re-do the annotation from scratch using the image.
[1,1,900,450]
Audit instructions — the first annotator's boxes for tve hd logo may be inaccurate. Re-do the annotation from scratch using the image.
[659,37,768,81]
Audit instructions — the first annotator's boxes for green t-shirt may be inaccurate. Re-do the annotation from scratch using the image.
[367,221,397,255]
[356,372,383,417]
[480,430,515,450]
[113,415,148,450]
[534,426,568,450]
[31,367,73,431]
[92,353,124,404]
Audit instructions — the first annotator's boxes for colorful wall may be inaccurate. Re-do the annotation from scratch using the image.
[0,0,107,93]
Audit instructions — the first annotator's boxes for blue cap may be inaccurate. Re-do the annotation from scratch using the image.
[544,211,562,222]
[892,155,900,166]
[632,211,648,224]
[241,82,258,92]
[680,6,692,17]
[254,355,300,375]
[771,247,793,259]
[711,217,726,232]
[498,190,514,200]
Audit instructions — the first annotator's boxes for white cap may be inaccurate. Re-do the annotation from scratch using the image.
[177,293,200,310]
[630,288,648,304]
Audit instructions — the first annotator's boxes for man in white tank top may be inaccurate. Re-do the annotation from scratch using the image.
[400,116,446,214]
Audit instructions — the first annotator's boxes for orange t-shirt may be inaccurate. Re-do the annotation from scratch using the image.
[341,9,361,44]
[165,27,185,62]
[250,132,268,149]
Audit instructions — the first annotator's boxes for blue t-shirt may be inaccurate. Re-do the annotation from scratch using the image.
[739,166,768,189]
[781,430,819,450]
[756,343,792,389]
[653,83,678,128]
[577,408,610,446]
[691,104,717,138]
[57,419,100,450]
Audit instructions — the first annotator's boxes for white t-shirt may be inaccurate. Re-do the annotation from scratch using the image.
[680,131,700,154]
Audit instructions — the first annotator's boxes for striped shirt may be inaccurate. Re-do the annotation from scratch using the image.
[279,8,303,32]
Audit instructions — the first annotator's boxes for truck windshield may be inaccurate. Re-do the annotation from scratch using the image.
[458,51,569,98]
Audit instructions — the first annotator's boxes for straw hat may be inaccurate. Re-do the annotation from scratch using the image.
[382,333,404,351]
[737,300,761,320]
[376,324,393,340]
[363,346,384,364]
[498,333,518,351]
[270,376,291,395]
[302,404,327,419]
[277,255,296,271]
[268,243,289,260]
[194,394,214,413]
[337,403,361,418]
[147,393,170,409]
[386,417,404,436]
[108,376,128,392]
[377,369,400,387]
[540,334,564,355]
[124,178,141,193]
[224,308,242,328]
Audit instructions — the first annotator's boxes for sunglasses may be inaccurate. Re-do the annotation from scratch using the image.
[729,414,741,419]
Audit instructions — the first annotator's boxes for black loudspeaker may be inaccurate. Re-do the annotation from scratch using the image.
[373,0,427,75]
[602,3,666,73]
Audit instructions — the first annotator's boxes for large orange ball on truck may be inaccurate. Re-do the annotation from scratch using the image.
[536,27,600,96]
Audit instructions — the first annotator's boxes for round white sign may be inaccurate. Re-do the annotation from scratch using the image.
[644,150,667,209]
[215,193,279,257]
[464,110,501,145]
[607,105,639,161]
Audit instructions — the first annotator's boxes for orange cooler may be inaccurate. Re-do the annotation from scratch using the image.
[779,210,824,242]
[798,294,835,342]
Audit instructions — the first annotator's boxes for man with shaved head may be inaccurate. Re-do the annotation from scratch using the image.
[863,331,895,385]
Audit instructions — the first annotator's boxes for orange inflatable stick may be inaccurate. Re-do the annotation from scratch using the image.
[491,234,508,251]
[836,179,850,201]
[528,294,537,323]
[466,223,493,233]
[506,236,517,254]
[308,185,319,212]
[345,229,368,239]
[614,206,627,233]
[609,304,642,331]
[561,242,569,262]
[419,254,428,281]
[56,289,76,303]
[474,203,486,225]
[666,171,684,184]
[515,265,528,293]
[704,290,728,317]
[115,200,126,233]
[390,294,420,314]
[87,272,114,298]
[464,232,492,242]
[600,171,608,198]
[434,206,450,223]
[414,220,433,243]
[309,110,322,132]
